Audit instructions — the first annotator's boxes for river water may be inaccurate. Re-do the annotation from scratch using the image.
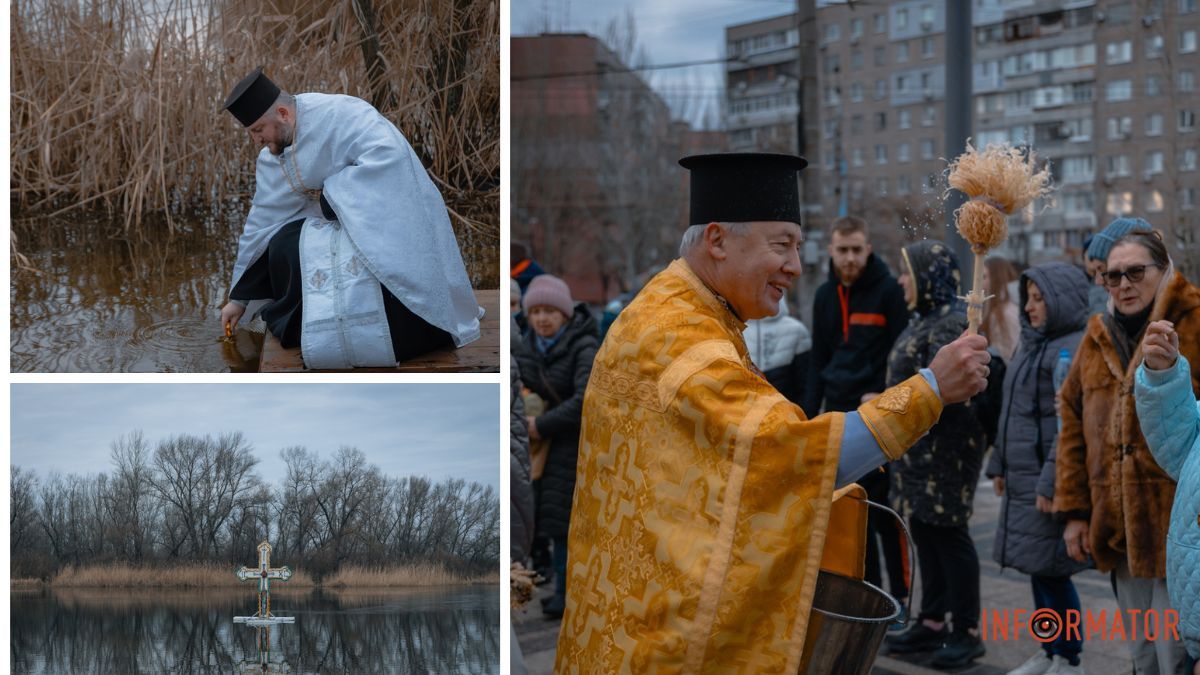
[9,215,498,373]
[10,585,499,674]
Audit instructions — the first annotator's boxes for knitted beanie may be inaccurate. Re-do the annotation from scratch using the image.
[523,274,574,317]
[1087,217,1152,262]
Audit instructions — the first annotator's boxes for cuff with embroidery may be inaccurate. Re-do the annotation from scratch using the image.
[857,373,944,460]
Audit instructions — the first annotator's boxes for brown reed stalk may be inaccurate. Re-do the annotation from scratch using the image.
[50,562,318,588]
[322,563,496,587]
[11,0,499,257]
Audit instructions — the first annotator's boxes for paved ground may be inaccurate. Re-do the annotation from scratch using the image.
[513,474,1139,674]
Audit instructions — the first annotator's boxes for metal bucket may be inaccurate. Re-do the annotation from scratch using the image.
[797,499,913,675]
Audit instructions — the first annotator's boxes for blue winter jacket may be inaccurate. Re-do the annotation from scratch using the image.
[1134,355,1200,659]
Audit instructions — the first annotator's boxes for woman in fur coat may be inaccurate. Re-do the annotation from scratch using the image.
[1055,229,1200,675]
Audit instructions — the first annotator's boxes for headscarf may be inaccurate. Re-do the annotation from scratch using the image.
[900,240,963,317]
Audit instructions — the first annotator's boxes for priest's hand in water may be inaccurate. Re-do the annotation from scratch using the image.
[220,302,246,334]
[928,332,991,404]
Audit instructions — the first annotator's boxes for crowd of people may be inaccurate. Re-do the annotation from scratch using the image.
[509,205,1200,674]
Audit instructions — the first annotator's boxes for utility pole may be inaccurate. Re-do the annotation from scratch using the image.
[944,0,973,272]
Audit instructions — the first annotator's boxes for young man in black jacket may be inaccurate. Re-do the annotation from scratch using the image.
[804,216,911,614]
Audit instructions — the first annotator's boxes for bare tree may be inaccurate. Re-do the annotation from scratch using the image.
[10,466,39,555]
[108,431,155,560]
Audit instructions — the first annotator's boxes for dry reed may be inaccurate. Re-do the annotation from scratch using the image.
[946,141,1053,332]
[51,562,317,588]
[11,0,498,263]
[323,563,497,587]
[10,578,44,590]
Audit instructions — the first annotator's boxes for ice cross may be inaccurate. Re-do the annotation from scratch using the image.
[236,540,293,620]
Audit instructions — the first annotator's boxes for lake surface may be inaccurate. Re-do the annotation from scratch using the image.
[10,215,498,373]
[10,585,499,674]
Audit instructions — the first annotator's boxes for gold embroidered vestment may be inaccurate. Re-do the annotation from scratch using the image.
[556,260,941,673]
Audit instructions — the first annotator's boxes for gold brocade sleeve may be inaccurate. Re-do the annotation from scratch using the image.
[857,373,944,460]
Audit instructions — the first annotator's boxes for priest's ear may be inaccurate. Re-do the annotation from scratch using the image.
[703,222,730,261]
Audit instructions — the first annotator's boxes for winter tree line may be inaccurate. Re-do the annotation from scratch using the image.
[9,431,499,579]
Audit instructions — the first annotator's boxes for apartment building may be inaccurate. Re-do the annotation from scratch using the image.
[1092,0,1199,271]
[811,0,949,259]
[512,34,726,302]
[973,0,1101,263]
[724,7,822,223]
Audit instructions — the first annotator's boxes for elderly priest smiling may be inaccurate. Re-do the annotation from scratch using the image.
[555,152,994,673]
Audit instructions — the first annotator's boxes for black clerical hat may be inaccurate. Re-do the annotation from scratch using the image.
[679,152,808,227]
[223,67,281,127]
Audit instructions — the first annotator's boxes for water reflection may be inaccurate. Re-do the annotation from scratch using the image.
[10,586,499,674]
[10,215,498,373]
[10,217,259,372]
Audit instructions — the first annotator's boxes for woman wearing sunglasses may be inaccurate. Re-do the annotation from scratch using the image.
[1054,227,1200,675]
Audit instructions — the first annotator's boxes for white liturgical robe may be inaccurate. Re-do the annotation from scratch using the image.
[228,93,482,364]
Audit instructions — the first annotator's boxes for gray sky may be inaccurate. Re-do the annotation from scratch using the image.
[512,0,794,127]
[11,384,499,489]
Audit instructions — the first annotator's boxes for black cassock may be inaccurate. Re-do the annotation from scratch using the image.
[230,218,453,362]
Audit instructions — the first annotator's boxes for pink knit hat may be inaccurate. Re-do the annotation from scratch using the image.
[522,274,574,317]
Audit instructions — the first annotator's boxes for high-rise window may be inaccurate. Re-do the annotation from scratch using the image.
[1146,113,1165,136]
[1182,109,1197,131]
[1144,151,1164,174]
[1181,148,1198,171]
[1106,80,1133,102]
[1179,70,1196,93]
[1147,35,1165,58]
[1105,40,1132,64]
[1181,30,1197,53]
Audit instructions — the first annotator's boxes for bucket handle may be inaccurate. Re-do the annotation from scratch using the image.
[850,496,916,628]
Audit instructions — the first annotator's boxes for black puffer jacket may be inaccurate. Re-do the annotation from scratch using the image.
[986,262,1091,577]
[515,303,599,538]
[511,351,534,564]
[888,241,986,527]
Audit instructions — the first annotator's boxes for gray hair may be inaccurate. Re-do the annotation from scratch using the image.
[679,222,751,257]
[271,91,296,116]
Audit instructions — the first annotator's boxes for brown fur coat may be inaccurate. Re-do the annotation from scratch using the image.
[1054,271,1200,578]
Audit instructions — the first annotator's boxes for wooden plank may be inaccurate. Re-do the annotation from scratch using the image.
[258,289,500,373]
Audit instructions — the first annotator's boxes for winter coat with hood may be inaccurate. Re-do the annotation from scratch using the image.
[1055,269,1200,578]
[744,297,812,404]
[888,240,987,527]
[986,262,1091,577]
[514,303,600,538]
[805,253,909,415]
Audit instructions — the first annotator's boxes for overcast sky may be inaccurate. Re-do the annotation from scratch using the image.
[512,0,794,127]
[11,384,499,489]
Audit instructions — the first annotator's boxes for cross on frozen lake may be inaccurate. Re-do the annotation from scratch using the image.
[234,540,295,626]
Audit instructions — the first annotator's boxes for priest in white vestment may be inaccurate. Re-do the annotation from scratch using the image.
[219,68,482,368]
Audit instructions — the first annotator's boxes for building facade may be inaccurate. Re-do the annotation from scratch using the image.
[512,34,725,303]
[728,0,1198,273]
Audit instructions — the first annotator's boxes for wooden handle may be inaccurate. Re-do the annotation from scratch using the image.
[966,252,987,335]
